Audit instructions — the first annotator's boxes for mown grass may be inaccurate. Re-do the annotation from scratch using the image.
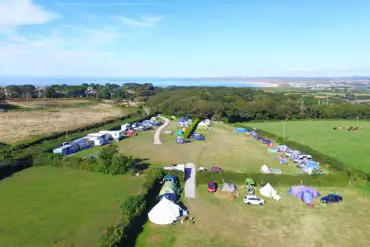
[136,185,370,247]
[0,166,143,247]
[243,120,370,173]
[75,121,299,174]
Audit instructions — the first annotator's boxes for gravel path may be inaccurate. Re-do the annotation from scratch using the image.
[185,162,196,198]
[153,116,170,145]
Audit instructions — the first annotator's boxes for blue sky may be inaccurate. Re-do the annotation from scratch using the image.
[0,0,369,77]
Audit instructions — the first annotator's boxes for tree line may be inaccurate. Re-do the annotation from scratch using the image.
[146,87,370,122]
[0,83,157,102]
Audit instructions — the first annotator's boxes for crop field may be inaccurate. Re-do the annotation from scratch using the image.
[136,185,370,247]
[0,166,143,247]
[74,121,298,175]
[0,99,130,144]
[244,120,370,173]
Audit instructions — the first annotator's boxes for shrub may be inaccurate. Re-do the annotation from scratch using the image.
[121,195,147,221]
[183,118,200,139]
[100,223,125,247]
[99,145,118,165]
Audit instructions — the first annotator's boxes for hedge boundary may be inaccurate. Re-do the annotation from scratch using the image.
[183,118,200,139]
[242,125,370,182]
[196,171,365,187]
[100,168,164,247]
[0,112,155,180]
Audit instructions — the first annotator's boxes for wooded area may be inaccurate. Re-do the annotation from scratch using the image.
[146,87,370,122]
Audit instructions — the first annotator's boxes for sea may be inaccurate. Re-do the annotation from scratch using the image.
[0,77,261,88]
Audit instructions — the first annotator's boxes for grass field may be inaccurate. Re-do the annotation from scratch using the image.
[0,166,143,247]
[244,120,370,173]
[5,99,94,109]
[136,185,370,247]
[0,99,130,144]
[74,121,298,174]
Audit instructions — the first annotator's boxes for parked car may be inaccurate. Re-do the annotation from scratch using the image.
[208,182,217,192]
[244,195,265,205]
[293,154,312,163]
[285,150,300,157]
[209,167,223,173]
[321,194,343,204]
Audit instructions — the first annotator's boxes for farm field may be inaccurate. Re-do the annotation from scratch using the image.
[136,185,370,247]
[244,120,370,173]
[0,166,143,247]
[0,99,131,144]
[75,121,299,174]
[5,98,94,109]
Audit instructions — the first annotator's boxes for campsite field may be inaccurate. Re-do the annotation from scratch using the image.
[74,121,298,174]
[136,185,370,247]
[0,166,143,247]
[243,120,370,173]
[0,99,130,144]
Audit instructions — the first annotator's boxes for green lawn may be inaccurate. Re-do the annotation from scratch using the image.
[0,167,143,247]
[136,185,370,247]
[74,121,299,174]
[244,120,370,172]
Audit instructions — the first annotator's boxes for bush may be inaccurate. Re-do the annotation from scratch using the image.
[121,195,147,221]
[100,223,125,247]
[99,145,118,167]
[183,119,200,139]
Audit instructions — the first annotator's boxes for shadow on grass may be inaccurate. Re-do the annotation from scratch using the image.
[0,155,33,181]
[119,179,162,247]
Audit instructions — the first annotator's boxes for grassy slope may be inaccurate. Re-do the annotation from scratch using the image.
[74,122,298,175]
[244,120,370,172]
[0,167,143,247]
[136,185,370,247]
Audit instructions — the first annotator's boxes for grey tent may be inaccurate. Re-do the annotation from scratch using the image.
[220,182,237,192]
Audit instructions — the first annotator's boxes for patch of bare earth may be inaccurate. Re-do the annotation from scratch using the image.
[0,104,126,144]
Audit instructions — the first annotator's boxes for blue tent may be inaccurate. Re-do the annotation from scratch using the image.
[288,185,321,204]
[191,133,205,141]
[176,136,184,143]
[234,128,246,133]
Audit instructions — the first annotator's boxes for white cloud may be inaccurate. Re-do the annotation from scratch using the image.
[117,16,163,28]
[0,0,59,29]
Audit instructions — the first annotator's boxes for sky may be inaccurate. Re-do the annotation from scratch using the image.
[0,0,369,77]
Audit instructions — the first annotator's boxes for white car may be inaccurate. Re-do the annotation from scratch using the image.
[244,195,265,205]
[293,154,312,163]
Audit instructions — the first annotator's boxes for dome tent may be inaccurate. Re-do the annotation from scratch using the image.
[220,182,237,192]
[148,197,182,225]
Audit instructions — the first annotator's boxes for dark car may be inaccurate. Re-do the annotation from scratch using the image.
[210,167,223,173]
[208,182,217,193]
[321,194,343,204]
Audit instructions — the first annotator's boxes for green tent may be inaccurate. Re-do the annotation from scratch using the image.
[158,181,179,196]
[245,178,255,185]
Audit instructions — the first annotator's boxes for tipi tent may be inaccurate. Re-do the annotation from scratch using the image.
[148,197,182,225]
[220,182,237,192]
[260,183,281,201]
